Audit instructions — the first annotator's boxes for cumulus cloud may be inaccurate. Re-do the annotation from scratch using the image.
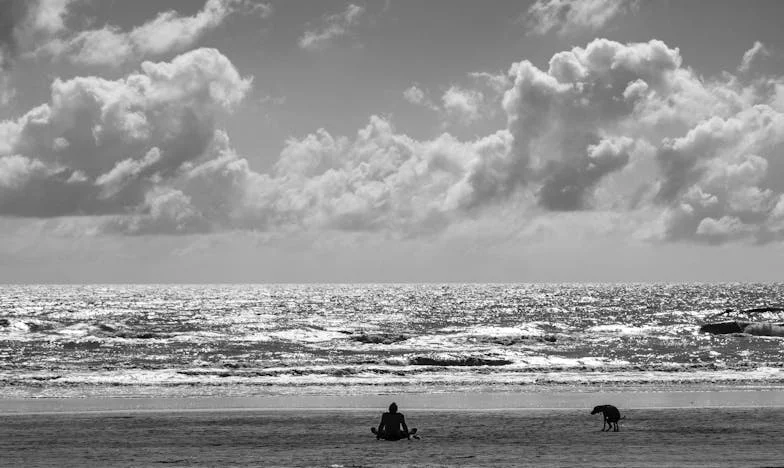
[0,48,251,220]
[1,0,85,70]
[478,39,680,212]
[1,0,76,119]
[28,0,77,36]
[405,83,495,124]
[0,0,31,68]
[38,0,269,66]
[5,37,784,247]
[126,38,784,244]
[1,40,512,236]
[101,186,210,235]
[298,4,365,51]
[538,137,634,211]
[48,115,515,237]
[403,84,437,110]
[524,0,634,36]
[475,37,784,244]
[442,86,484,124]
[228,117,512,235]
[651,108,784,243]
[470,71,511,95]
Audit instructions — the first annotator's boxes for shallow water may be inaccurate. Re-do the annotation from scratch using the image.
[1,283,784,397]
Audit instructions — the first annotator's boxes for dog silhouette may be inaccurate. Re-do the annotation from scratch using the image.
[591,404,621,432]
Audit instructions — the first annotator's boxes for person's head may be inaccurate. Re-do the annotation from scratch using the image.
[389,402,398,413]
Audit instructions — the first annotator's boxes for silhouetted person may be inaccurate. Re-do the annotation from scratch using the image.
[371,402,417,440]
[591,404,622,432]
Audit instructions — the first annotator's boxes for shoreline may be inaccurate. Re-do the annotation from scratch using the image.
[2,404,783,466]
[5,387,784,414]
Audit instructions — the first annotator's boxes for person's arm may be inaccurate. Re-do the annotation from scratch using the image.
[400,414,408,433]
[376,414,386,438]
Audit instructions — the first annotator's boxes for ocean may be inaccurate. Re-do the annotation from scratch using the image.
[1,283,783,399]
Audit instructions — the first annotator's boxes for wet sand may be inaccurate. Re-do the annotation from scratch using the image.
[2,392,784,467]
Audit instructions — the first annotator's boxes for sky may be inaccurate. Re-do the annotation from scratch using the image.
[2,0,784,283]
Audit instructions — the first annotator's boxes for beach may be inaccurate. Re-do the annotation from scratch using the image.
[4,0,784,459]
[4,284,784,465]
[2,391,784,467]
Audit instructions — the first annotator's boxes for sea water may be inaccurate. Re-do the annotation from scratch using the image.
[1,283,783,398]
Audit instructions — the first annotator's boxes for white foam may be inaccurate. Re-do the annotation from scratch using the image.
[587,324,649,335]
[395,324,552,351]
[234,332,274,342]
[6,366,784,398]
[268,328,347,343]
[171,331,228,342]
[461,324,547,337]
[57,323,94,338]
[3,283,784,399]
[0,319,43,341]
[586,323,693,337]
[518,355,630,368]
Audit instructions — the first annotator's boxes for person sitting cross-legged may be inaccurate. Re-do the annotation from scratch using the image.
[371,402,418,440]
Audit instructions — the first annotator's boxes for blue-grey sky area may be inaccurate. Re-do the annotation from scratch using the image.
[2,0,784,283]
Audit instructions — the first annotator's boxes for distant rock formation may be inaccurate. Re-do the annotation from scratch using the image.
[699,321,784,337]
[699,321,747,335]
[700,306,784,337]
[408,354,513,366]
[352,333,409,344]
[742,322,784,337]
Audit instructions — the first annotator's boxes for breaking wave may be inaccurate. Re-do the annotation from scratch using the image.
[3,283,784,398]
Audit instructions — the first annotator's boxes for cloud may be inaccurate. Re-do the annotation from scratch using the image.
[489,37,784,244]
[538,137,634,211]
[739,41,770,73]
[37,0,269,66]
[0,0,32,68]
[477,39,683,212]
[651,108,784,243]
[1,0,84,71]
[230,117,512,235]
[403,84,437,110]
[0,47,251,219]
[101,186,210,235]
[0,76,14,105]
[52,115,514,237]
[2,42,509,236]
[5,37,784,247]
[298,4,365,51]
[524,0,634,36]
[247,2,274,20]
[128,0,258,56]
[28,0,77,36]
[469,71,511,94]
[405,83,495,124]
[403,85,426,105]
[1,0,77,127]
[441,86,484,124]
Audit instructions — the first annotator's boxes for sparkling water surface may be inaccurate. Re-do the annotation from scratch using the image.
[1,283,783,398]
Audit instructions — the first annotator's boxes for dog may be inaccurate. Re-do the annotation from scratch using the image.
[591,405,622,432]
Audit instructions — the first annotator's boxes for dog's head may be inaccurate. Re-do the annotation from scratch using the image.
[590,405,604,414]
